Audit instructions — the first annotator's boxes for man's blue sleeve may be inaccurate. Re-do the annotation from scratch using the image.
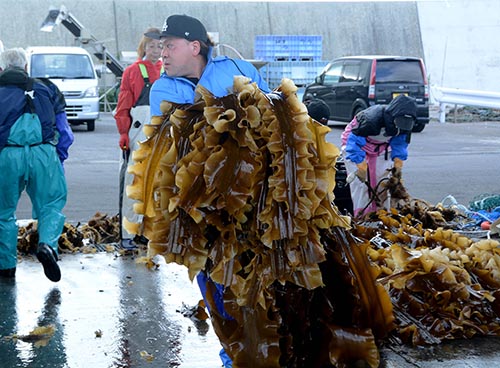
[55,112,74,163]
[344,133,367,164]
[390,134,409,161]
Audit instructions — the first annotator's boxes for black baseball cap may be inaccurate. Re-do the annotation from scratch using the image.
[145,14,209,43]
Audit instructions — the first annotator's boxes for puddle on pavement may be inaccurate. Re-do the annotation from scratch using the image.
[0,253,223,368]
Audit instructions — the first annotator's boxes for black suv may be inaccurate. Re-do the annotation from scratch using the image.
[302,56,430,132]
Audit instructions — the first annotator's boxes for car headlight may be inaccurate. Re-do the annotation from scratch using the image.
[83,86,98,97]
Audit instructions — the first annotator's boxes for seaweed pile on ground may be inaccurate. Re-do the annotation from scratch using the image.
[17,212,121,254]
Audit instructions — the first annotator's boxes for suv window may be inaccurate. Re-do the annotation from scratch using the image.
[376,60,424,83]
[340,61,361,83]
[323,62,342,85]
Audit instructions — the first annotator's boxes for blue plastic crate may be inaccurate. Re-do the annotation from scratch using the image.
[259,60,329,89]
[254,35,323,61]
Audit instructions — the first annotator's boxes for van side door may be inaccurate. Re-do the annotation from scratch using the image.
[315,60,343,119]
[334,60,363,121]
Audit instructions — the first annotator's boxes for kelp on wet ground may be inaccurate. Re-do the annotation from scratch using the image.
[354,208,500,347]
[17,212,122,255]
[122,76,500,367]
[14,77,500,367]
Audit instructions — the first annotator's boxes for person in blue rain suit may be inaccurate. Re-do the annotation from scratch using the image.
[147,14,270,368]
[0,48,74,282]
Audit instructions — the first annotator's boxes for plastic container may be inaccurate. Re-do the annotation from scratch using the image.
[259,60,328,89]
[254,35,323,62]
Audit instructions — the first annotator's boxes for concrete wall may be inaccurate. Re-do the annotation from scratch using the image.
[7,1,497,95]
[0,1,423,62]
[417,0,500,92]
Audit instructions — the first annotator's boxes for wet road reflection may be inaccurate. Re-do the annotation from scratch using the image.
[113,257,183,367]
[3,252,500,367]
[1,282,67,367]
[0,279,22,367]
[0,253,223,368]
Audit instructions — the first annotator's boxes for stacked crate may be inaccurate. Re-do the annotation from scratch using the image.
[254,35,327,89]
[254,35,323,62]
[259,61,328,89]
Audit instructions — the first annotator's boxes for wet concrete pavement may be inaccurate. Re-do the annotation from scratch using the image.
[5,113,500,367]
[0,252,224,368]
[381,337,500,368]
[2,250,500,367]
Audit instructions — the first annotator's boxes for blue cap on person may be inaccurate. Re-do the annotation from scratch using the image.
[144,14,209,44]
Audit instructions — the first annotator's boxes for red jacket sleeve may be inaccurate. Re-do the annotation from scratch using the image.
[114,62,144,135]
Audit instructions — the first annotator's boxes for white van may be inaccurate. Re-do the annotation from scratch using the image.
[27,46,99,131]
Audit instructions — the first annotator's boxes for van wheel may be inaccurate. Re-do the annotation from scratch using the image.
[352,105,366,120]
[87,120,95,132]
[412,122,425,133]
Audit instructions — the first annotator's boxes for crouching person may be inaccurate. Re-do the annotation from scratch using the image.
[0,48,74,281]
[341,94,417,217]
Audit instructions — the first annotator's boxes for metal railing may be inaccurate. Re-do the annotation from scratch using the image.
[432,86,500,123]
[99,81,119,113]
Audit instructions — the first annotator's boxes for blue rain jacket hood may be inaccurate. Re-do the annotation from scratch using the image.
[384,94,417,120]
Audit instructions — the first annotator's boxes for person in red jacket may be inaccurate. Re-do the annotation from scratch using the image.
[115,27,162,248]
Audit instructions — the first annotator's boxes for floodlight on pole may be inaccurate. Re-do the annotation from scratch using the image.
[38,5,124,77]
[40,5,67,33]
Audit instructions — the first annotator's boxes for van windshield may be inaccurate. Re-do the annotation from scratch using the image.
[30,53,95,79]
[375,60,424,83]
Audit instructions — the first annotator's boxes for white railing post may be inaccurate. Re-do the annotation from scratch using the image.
[439,102,447,123]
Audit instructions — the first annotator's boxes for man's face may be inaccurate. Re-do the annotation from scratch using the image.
[160,37,199,78]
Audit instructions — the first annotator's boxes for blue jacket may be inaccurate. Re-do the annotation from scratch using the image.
[150,52,270,116]
[0,68,73,162]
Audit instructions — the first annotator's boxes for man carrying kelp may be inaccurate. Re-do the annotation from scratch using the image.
[125,14,395,368]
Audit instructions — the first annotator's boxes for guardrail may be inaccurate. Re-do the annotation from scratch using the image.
[432,86,500,123]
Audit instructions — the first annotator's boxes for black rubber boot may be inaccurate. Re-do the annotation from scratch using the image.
[36,243,61,282]
[0,267,16,278]
[133,234,149,245]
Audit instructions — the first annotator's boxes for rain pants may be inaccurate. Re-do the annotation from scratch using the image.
[150,51,269,367]
[0,68,73,270]
[115,60,162,240]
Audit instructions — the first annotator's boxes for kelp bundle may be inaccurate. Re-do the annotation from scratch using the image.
[125,77,394,367]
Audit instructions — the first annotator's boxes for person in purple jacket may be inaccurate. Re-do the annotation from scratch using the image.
[0,48,74,282]
[341,94,417,217]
